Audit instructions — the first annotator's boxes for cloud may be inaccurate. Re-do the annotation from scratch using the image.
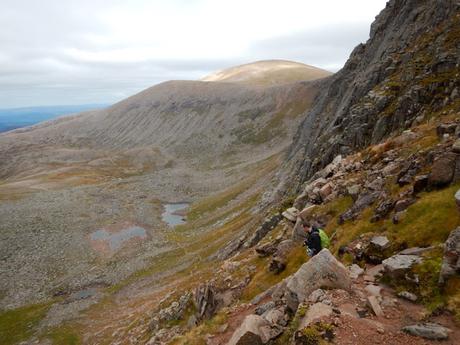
[0,0,388,108]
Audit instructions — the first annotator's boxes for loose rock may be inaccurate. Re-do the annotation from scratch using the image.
[398,291,418,302]
[402,323,451,340]
[382,254,422,279]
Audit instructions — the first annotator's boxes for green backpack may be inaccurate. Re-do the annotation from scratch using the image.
[318,229,330,249]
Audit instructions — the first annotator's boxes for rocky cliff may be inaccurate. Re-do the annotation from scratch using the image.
[281,0,460,193]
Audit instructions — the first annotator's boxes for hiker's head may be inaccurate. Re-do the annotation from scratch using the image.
[311,225,318,232]
[303,223,312,233]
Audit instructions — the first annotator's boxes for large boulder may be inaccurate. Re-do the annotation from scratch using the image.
[382,254,422,279]
[439,227,460,285]
[227,314,282,345]
[285,249,352,312]
[428,152,457,188]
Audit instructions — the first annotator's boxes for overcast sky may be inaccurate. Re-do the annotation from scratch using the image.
[0,0,388,108]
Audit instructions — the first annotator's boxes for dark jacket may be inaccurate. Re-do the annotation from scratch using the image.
[305,228,322,256]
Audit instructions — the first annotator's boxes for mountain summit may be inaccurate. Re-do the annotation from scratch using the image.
[201,59,331,86]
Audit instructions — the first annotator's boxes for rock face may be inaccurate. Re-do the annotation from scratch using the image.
[285,249,352,311]
[277,0,460,194]
[402,323,451,340]
[439,227,460,285]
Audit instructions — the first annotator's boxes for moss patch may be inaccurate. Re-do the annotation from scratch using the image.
[0,302,52,345]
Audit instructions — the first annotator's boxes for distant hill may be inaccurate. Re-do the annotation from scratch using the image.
[0,104,108,133]
[201,59,331,86]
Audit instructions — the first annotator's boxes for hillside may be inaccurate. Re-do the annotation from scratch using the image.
[0,59,330,344]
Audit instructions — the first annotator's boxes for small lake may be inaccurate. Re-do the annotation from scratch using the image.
[90,226,147,250]
[162,203,189,227]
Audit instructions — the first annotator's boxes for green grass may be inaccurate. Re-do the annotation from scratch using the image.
[240,244,307,302]
[387,183,460,247]
[45,325,81,345]
[0,302,52,345]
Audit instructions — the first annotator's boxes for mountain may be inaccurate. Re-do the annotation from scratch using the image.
[201,59,331,86]
[0,104,108,133]
[0,60,330,316]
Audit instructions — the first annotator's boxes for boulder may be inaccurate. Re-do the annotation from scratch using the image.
[255,242,278,258]
[275,240,295,257]
[194,283,219,320]
[365,284,382,297]
[269,240,294,274]
[285,250,352,312]
[382,254,422,279]
[298,302,333,329]
[398,291,418,302]
[453,139,460,153]
[436,123,457,138]
[398,246,434,255]
[402,323,451,340]
[298,205,316,221]
[227,314,282,345]
[262,306,288,326]
[347,184,361,201]
[367,296,384,317]
[428,152,456,188]
[319,182,333,200]
[365,264,384,281]
[412,175,428,194]
[439,226,460,285]
[372,199,394,222]
[394,198,415,212]
[455,189,460,211]
[282,207,299,222]
[339,191,381,223]
[370,236,390,250]
[268,257,287,274]
[349,264,364,279]
[245,214,282,248]
[307,289,326,303]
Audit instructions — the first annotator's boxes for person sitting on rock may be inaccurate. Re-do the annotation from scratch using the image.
[303,223,329,257]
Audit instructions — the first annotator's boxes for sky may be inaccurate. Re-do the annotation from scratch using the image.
[0,0,388,108]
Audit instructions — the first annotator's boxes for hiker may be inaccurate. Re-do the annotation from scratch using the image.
[303,223,330,257]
